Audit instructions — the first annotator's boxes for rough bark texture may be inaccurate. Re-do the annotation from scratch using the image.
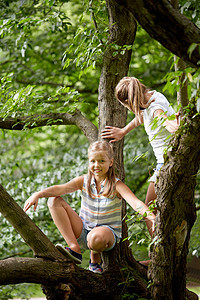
[0,256,149,299]
[0,136,198,299]
[149,105,200,299]
[116,0,200,67]
[0,1,153,298]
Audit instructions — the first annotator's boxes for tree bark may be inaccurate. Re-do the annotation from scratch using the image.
[0,133,199,299]
[0,256,150,299]
[115,0,200,67]
[149,104,200,299]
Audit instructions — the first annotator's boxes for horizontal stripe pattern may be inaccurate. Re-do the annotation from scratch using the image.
[79,175,122,238]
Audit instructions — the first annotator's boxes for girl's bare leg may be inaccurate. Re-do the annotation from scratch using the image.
[90,251,102,264]
[87,227,115,263]
[144,182,156,265]
[145,181,156,207]
[48,196,83,254]
[145,181,157,235]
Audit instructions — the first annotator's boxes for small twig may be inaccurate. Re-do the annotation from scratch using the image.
[89,0,104,45]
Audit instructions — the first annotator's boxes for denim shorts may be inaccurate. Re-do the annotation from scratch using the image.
[77,223,118,251]
[149,163,163,182]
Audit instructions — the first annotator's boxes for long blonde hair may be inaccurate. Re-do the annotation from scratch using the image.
[115,77,150,122]
[87,141,116,198]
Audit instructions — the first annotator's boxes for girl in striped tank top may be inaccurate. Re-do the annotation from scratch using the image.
[24,141,155,274]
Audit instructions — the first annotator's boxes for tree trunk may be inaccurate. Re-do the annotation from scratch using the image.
[98,0,136,167]
[149,103,200,299]
[0,2,149,299]
[98,0,137,269]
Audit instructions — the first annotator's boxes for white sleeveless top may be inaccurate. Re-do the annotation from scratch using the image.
[143,91,175,163]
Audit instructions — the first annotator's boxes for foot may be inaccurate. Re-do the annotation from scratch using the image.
[56,244,82,264]
[139,260,150,266]
[89,260,103,274]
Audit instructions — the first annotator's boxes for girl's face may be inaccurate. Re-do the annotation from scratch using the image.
[119,99,134,113]
[88,150,113,181]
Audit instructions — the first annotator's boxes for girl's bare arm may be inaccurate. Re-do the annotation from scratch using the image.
[24,175,84,212]
[153,109,180,133]
[116,180,155,236]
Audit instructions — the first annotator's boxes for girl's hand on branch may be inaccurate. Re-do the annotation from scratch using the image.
[24,193,39,212]
[101,126,125,143]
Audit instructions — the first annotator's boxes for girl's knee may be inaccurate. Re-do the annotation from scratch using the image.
[47,196,62,208]
[87,231,106,251]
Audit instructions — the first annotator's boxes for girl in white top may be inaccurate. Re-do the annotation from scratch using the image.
[101,77,179,207]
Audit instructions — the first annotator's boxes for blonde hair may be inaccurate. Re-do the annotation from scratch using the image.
[87,141,116,198]
[115,77,150,122]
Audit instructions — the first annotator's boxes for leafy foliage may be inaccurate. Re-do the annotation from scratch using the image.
[0,0,102,121]
[180,0,200,25]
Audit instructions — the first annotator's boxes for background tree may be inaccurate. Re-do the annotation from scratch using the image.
[0,0,200,299]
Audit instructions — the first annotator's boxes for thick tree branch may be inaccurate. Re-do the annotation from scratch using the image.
[0,185,66,261]
[116,0,200,67]
[0,257,149,299]
[0,258,74,285]
[0,110,98,143]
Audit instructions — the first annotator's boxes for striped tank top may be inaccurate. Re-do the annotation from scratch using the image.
[79,175,122,238]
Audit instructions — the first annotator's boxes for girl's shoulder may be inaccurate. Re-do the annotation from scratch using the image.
[147,91,170,114]
[149,90,168,104]
[67,175,85,191]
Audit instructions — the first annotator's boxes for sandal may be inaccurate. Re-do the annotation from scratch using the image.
[56,244,82,264]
